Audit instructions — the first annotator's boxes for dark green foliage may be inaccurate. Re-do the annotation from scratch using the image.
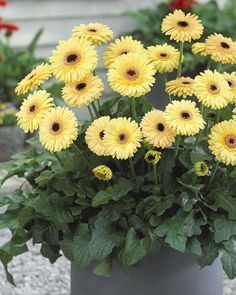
[0,96,236,284]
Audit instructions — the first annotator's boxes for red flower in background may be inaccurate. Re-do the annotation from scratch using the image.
[169,0,197,10]
[0,0,7,6]
[0,22,19,32]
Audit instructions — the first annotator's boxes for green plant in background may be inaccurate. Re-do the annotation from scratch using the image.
[0,29,45,109]
[0,103,16,127]
[126,0,236,73]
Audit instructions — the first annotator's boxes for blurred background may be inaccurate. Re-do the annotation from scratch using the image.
[0,0,236,294]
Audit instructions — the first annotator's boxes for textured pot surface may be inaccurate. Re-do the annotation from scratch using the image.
[71,246,223,295]
[0,126,25,162]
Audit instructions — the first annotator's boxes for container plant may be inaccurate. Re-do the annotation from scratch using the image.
[0,11,236,294]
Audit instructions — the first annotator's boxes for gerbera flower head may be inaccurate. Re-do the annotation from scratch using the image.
[165,100,205,136]
[15,63,52,95]
[166,76,194,98]
[50,38,98,83]
[16,90,54,133]
[39,106,78,152]
[92,165,112,181]
[209,120,236,165]
[72,23,113,46]
[147,43,180,73]
[107,53,155,97]
[161,10,203,43]
[85,116,110,156]
[205,33,236,64]
[223,72,236,103]
[194,70,234,110]
[62,75,104,108]
[144,150,162,165]
[103,117,142,160]
[194,161,209,176]
[140,110,176,148]
[103,36,145,68]
[192,42,208,56]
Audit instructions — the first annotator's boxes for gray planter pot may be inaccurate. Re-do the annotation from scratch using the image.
[0,126,25,162]
[71,246,222,295]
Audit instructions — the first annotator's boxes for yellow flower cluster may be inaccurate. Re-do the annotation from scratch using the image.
[15,14,236,167]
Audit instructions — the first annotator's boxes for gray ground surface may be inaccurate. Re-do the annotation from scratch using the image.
[0,174,236,295]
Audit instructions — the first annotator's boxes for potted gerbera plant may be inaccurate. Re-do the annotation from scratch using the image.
[0,10,236,295]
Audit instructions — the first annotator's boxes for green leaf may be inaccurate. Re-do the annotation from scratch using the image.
[212,190,236,219]
[197,242,219,267]
[93,257,112,278]
[119,228,146,266]
[0,249,15,285]
[186,237,202,255]
[40,243,61,263]
[89,218,116,261]
[214,217,236,243]
[190,144,212,163]
[221,240,236,279]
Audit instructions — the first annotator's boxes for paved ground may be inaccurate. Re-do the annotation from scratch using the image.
[0,174,236,295]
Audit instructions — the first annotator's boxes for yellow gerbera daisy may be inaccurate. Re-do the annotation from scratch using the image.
[103,117,142,160]
[194,161,209,176]
[165,100,205,136]
[140,110,176,148]
[147,44,180,73]
[205,33,236,64]
[92,165,112,181]
[192,42,208,56]
[39,107,78,152]
[166,77,195,98]
[107,53,155,97]
[194,70,234,110]
[161,10,204,43]
[223,72,236,103]
[15,63,52,95]
[50,38,98,83]
[62,75,104,108]
[85,116,110,156]
[72,23,113,46]
[209,120,236,165]
[16,90,54,133]
[103,36,145,68]
[144,150,162,165]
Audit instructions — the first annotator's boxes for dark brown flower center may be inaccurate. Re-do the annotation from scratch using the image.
[28,74,35,80]
[51,122,61,134]
[88,28,97,33]
[157,123,165,132]
[29,105,36,113]
[221,42,230,49]
[224,135,236,149]
[208,83,220,94]
[160,53,168,58]
[178,21,189,27]
[227,80,233,87]
[181,111,192,120]
[121,50,129,55]
[99,130,105,140]
[64,52,80,66]
[125,68,139,81]
[148,155,155,161]
[182,81,191,85]
[118,133,128,144]
[76,83,87,91]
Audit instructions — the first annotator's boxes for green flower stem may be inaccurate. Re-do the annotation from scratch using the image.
[174,136,181,158]
[163,74,172,102]
[216,63,222,73]
[54,152,64,166]
[129,158,136,178]
[97,99,101,109]
[177,42,184,78]
[130,97,137,121]
[72,143,91,167]
[206,59,212,70]
[115,159,125,175]
[209,161,220,186]
[216,109,221,123]
[87,105,94,121]
[91,101,99,117]
[153,165,158,185]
